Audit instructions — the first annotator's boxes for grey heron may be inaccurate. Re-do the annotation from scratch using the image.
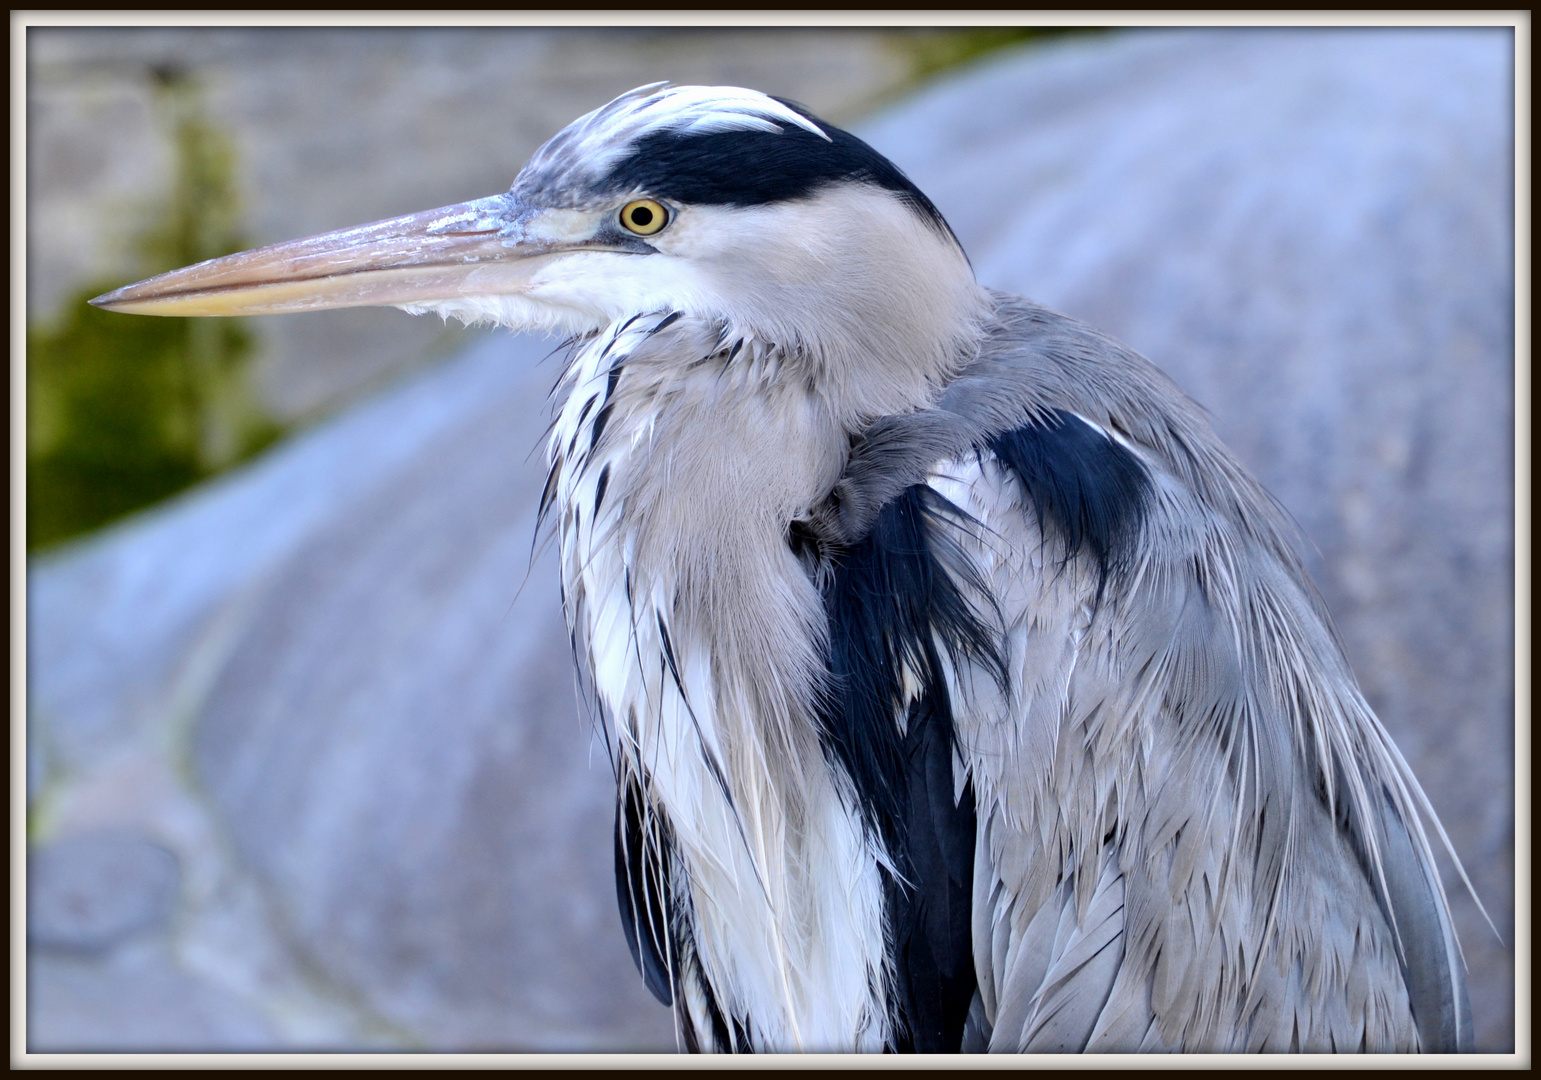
[92,83,1477,1053]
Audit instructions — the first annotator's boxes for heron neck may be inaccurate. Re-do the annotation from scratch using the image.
[547,311,893,1049]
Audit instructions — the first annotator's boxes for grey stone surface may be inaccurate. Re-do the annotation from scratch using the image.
[25,27,1516,1055]
[28,941,278,1052]
[27,331,558,780]
[27,832,181,951]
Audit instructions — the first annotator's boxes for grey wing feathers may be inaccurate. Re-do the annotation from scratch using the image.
[1366,789,1474,1051]
[989,839,1128,1051]
[921,294,1471,1052]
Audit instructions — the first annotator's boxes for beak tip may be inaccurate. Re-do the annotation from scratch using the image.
[89,287,129,311]
[90,282,166,315]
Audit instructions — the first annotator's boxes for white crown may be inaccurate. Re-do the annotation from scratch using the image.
[517,83,832,194]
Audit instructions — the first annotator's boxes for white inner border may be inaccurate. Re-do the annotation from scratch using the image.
[11,9,1530,1072]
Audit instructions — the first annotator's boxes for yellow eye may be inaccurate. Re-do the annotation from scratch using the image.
[619,199,669,236]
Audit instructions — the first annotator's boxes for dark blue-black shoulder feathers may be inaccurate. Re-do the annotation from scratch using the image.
[987,410,1150,588]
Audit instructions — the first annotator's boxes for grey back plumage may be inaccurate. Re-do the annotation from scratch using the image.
[824,292,1473,1051]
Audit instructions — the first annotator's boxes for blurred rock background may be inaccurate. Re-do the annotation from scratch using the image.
[23,26,1515,1054]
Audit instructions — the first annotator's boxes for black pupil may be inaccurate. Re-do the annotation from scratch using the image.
[629,205,655,228]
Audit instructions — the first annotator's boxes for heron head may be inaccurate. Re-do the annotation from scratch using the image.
[93,84,987,389]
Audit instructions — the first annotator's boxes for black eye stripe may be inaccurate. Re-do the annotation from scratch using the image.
[599,115,953,240]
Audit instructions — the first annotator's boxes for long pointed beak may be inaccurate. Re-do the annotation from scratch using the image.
[90,194,553,317]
